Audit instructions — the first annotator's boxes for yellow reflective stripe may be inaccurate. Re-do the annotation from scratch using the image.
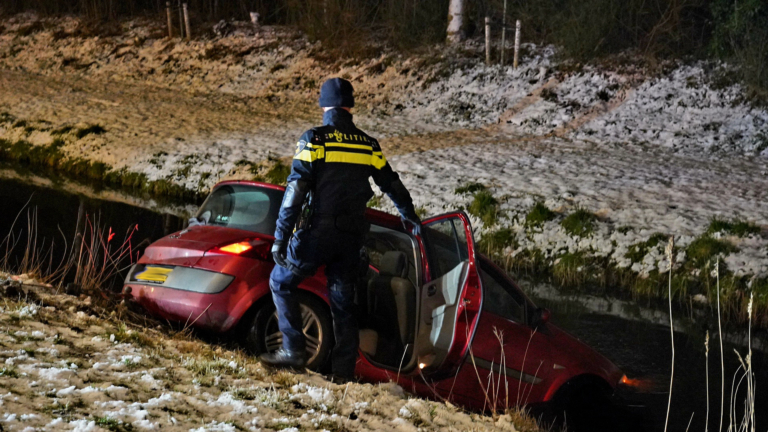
[294,147,325,162]
[294,149,315,162]
[325,142,372,151]
[325,151,374,166]
[325,150,388,169]
[372,153,387,169]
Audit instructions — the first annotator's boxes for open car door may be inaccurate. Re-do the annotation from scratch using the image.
[414,211,482,376]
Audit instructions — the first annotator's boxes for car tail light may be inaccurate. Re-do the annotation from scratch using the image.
[208,239,271,261]
[219,242,252,254]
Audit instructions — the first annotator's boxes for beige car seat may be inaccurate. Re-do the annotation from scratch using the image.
[367,251,417,353]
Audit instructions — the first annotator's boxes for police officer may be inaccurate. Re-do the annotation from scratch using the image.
[260,77,421,381]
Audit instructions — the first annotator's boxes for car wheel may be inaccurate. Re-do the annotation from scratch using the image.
[245,293,333,371]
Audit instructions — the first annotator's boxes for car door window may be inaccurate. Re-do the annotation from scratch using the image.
[423,218,470,279]
[480,262,526,324]
[364,224,420,286]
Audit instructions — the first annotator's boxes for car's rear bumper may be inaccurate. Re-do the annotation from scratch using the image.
[123,258,275,333]
[126,264,235,294]
[125,281,241,332]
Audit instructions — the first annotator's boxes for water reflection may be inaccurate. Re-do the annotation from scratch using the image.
[523,282,766,432]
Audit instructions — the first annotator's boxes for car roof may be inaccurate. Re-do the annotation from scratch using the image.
[212,180,404,230]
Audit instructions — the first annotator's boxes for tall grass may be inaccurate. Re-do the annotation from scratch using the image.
[657,255,757,432]
[717,258,725,432]
[1,202,138,294]
[664,236,675,432]
[1,200,71,283]
[465,323,544,428]
[71,214,138,293]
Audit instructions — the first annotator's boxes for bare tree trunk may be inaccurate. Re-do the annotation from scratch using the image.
[446,0,464,44]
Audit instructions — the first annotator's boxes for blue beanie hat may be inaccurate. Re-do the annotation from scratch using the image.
[318,78,355,108]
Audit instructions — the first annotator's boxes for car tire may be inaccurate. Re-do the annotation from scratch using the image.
[245,292,333,371]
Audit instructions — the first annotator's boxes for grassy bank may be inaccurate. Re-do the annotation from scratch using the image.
[0,138,199,201]
[460,183,768,329]
[0,110,297,203]
[0,112,202,202]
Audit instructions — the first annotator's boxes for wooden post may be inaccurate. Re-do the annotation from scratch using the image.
[485,16,491,66]
[183,3,192,40]
[513,20,521,69]
[166,2,173,38]
[501,0,507,65]
[177,0,185,39]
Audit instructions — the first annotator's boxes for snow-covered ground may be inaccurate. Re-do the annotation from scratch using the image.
[0,278,522,432]
[1,14,767,284]
[386,137,768,278]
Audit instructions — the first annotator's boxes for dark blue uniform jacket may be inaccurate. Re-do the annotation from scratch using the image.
[274,108,417,242]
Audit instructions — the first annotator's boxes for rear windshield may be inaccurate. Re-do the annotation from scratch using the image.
[195,184,284,235]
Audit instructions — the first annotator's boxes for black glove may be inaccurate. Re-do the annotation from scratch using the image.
[271,239,288,268]
[401,213,422,237]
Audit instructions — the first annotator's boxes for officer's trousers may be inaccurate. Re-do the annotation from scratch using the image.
[269,218,364,378]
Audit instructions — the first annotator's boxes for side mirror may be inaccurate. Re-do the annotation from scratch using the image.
[533,307,551,327]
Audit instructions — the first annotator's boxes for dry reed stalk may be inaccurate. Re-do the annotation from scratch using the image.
[686,412,695,432]
[516,329,537,407]
[746,293,755,432]
[522,360,543,406]
[70,214,138,293]
[724,293,756,432]
[717,258,725,432]
[664,235,675,432]
[706,330,710,432]
[396,343,410,384]
[415,367,450,404]
[1,196,32,271]
[485,361,496,415]
[467,346,495,413]
[2,204,73,284]
[493,328,507,409]
[731,351,748,431]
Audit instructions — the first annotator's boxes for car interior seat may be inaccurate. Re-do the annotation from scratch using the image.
[366,251,416,365]
[227,193,268,226]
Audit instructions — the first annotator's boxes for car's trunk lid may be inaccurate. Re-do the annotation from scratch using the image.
[140,225,273,266]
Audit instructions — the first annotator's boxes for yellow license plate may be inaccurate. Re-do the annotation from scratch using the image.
[134,266,173,283]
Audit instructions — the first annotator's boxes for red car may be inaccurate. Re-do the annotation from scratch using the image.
[124,180,625,423]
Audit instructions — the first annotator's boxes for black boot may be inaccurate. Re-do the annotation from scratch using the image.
[260,349,307,370]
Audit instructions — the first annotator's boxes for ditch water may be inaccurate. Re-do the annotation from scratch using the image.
[0,171,765,431]
[530,285,767,432]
